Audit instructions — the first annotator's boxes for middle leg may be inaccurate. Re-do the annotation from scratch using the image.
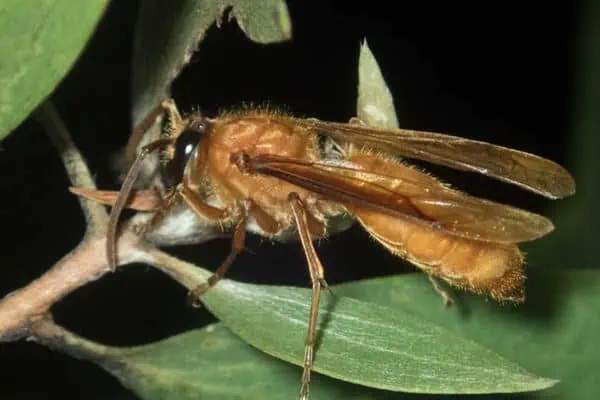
[187,215,248,307]
[288,192,329,400]
[181,186,287,307]
[428,274,454,307]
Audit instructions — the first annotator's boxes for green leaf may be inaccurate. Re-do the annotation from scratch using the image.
[196,279,555,395]
[357,40,399,129]
[0,0,109,140]
[335,267,600,399]
[530,0,600,270]
[76,270,556,399]
[97,323,391,400]
[132,0,292,127]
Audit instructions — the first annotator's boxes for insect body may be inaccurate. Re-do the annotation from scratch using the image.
[102,99,575,400]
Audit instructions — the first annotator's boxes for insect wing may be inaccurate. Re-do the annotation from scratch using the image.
[290,118,576,199]
[246,154,554,243]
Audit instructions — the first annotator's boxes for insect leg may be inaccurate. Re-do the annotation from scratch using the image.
[126,101,172,163]
[179,184,249,307]
[289,192,329,400]
[428,274,454,307]
[160,98,184,130]
[131,186,178,237]
[179,184,229,220]
[187,215,248,307]
[107,138,174,271]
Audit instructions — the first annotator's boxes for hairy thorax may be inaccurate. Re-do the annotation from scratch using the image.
[188,113,345,236]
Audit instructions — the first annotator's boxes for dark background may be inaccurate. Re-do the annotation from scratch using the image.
[0,1,579,399]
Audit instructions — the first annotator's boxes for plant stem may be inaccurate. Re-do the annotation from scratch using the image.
[35,101,108,235]
[0,100,211,343]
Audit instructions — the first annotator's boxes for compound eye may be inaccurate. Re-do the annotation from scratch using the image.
[163,122,207,187]
[174,128,201,160]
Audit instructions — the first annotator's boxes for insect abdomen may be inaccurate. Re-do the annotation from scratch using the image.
[345,150,525,302]
[353,207,525,302]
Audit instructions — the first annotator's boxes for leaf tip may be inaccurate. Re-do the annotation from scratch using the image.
[534,377,560,391]
[357,37,399,129]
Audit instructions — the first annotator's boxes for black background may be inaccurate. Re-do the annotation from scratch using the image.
[0,1,579,399]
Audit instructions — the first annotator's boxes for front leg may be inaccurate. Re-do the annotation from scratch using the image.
[178,184,248,307]
[180,184,229,221]
[107,138,175,271]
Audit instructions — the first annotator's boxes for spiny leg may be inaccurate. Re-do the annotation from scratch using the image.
[107,99,184,271]
[126,101,172,163]
[161,98,184,130]
[289,192,329,400]
[428,274,454,307]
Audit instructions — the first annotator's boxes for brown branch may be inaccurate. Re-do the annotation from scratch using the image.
[22,251,210,356]
[0,102,146,341]
[28,315,116,362]
[145,247,211,290]
[35,101,108,236]
[0,100,213,343]
[0,230,147,342]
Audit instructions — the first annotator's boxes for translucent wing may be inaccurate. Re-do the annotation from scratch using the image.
[288,118,576,199]
[243,153,555,243]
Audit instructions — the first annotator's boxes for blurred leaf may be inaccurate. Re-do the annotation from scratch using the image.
[523,0,599,272]
[99,323,393,400]
[0,0,109,140]
[335,267,600,399]
[357,39,399,129]
[132,0,292,127]
[543,0,600,269]
[192,276,554,395]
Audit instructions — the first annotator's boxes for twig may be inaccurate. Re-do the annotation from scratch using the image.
[0,230,152,341]
[28,315,116,362]
[35,101,108,235]
[146,247,211,290]
[0,100,213,343]
[0,102,148,341]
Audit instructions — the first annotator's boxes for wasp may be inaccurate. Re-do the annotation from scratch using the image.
[78,98,575,399]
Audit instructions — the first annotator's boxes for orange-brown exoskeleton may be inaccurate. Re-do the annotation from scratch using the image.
[103,99,575,399]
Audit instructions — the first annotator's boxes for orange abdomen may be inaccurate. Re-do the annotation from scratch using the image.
[347,151,525,302]
[354,207,524,302]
